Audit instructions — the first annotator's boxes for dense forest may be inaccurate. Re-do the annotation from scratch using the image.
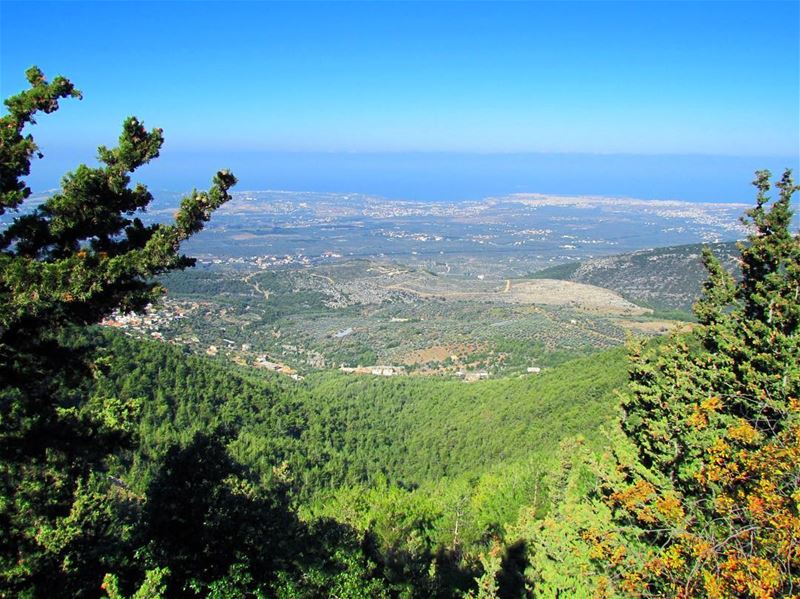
[66,328,625,596]
[1,70,798,598]
[103,330,626,492]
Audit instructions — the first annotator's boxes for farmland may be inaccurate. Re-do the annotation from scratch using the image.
[107,257,683,378]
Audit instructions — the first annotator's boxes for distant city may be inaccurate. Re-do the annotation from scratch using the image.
[162,190,758,277]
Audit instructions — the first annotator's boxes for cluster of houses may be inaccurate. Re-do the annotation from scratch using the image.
[254,355,303,380]
[102,303,193,336]
[337,363,542,382]
[339,365,404,377]
[199,250,348,271]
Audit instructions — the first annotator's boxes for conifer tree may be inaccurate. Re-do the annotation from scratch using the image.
[0,67,236,595]
[604,170,799,597]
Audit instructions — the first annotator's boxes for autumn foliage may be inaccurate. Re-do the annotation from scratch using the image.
[604,170,800,598]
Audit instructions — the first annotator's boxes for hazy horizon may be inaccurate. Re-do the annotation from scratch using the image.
[21,148,800,205]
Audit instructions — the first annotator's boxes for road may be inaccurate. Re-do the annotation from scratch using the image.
[243,272,270,302]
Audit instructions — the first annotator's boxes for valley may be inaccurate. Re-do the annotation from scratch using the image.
[105,258,679,379]
[100,191,752,380]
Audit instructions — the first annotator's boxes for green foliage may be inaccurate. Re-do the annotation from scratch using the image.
[94,327,625,555]
[0,68,236,596]
[102,568,169,599]
[84,326,634,596]
[299,348,626,492]
[504,434,636,599]
[604,170,800,597]
[90,331,304,491]
[0,67,82,215]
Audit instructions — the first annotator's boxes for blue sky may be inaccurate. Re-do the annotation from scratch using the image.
[1,1,799,201]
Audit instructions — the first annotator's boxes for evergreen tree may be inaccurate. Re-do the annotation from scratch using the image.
[0,67,236,596]
[603,170,800,597]
[137,432,302,597]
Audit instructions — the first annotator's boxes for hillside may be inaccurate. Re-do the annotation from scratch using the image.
[92,329,631,584]
[100,330,627,495]
[529,240,741,312]
[299,346,626,490]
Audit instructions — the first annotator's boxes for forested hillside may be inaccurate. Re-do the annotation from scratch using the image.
[99,328,626,518]
[299,350,624,487]
[31,327,627,596]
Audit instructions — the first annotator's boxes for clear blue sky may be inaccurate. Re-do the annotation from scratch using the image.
[1,1,799,201]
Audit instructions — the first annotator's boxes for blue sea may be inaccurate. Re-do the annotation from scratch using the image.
[19,149,800,204]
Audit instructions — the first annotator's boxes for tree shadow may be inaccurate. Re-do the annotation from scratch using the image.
[497,539,528,599]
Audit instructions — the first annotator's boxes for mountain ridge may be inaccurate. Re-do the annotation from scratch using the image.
[529,240,741,312]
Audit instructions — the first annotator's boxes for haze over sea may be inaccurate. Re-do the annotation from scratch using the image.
[19,150,800,205]
[130,151,800,204]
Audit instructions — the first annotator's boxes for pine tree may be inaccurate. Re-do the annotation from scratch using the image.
[605,170,800,597]
[0,67,236,596]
